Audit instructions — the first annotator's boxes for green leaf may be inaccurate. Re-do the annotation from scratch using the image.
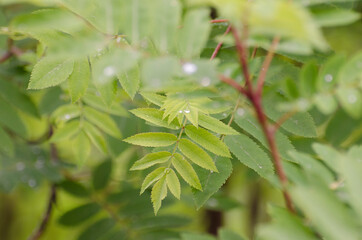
[312,8,360,27]
[141,167,166,194]
[83,93,128,117]
[166,169,181,199]
[151,175,167,215]
[118,65,140,99]
[77,218,115,240]
[51,104,81,122]
[299,61,318,97]
[193,157,232,209]
[73,131,91,165]
[68,58,90,103]
[219,229,245,240]
[124,132,177,147]
[225,135,274,179]
[198,114,239,135]
[314,93,338,115]
[317,54,345,91]
[0,96,27,137]
[84,106,121,138]
[0,79,39,117]
[83,121,108,154]
[130,151,172,171]
[179,139,217,172]
[336,87,362,119]
[50,120,80,142]
[0,127,14,156]
[58,202,101,226]
[291,183,362,240]
[92,160,112,191]
[185,125,231,157]
[140,92,166,107]
[58,180,90,198]
[130,108,181,130]
[258,206,318,240]
[343,146,362,220]
[172,153,202,190]
[28,57,74,89]
[234,113,295,161]
[312,143,341,172]
[178,8,211,58]
[338,51,362,84]
[185,105,199,127]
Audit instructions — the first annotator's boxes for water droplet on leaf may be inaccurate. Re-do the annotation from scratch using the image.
[16,162,25,171]
[348,94,357,103]
[324,74,333,82]
[201,77,211,87]
[184,109,190,114]
[28,179,37,188]
[103,66,116,77]
[237,108,245,116]
[182,62,197,75]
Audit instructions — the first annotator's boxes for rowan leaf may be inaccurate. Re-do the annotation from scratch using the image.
[172,153,202,190]
[124,132,177,147]
[130,108,181,130]
[199,113,239,135]
[68,58,90,103]
[28,57,74,89]
[185,125,231,157]
[166,169,181,199]
[118,65,140,99]
[178,139,217,172]
[130,151,172,171]
[140,167,166,194]
[225,135,274,179]
[83,106,121,138]
[151,175,167,215]
[50,120,80,142]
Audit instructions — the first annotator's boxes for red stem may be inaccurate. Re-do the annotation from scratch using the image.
[210,19,229,23]
[210,25,231,61]
[222,26,295,213]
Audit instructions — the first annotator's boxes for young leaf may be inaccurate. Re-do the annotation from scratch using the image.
[178,8,211,58]
[118,65,140,99]
[92,160,112,191]
[73,131,91,165]
[185,125,231,157]
[58,203,101,226]
[68,58,90,103]
[83,106,121,138]
[336,87,362,119]
[0,97,27,137]
[58,180,90,198]
[178,139,218,172]
[312,143,341,172]
[219,229,245,240]
[166,169,181,199]
[225,135,274,179]
[172,153,202,190]
[198,114,239,135]
[317,54,345,91]
[140,92,166,107]
[28,57,74,89]
[50,120,80,142]
[151,175,167,215]
[193,157,233,209]
[130,108,181,130]
[312,8,360,27]
[130,151,172,171]
[124,132,177,147]
[83,121,108,154]
[185,105,199,127]
[299,61,318,97]
[141,167,166,194]
[83,93,128,117]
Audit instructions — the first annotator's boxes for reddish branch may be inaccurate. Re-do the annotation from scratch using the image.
[210,25,231,60]
[210,19,229,23]
[216,26,295,213]
[0,39,23,64]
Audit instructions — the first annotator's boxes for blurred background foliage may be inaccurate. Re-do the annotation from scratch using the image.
[0,0,361,240]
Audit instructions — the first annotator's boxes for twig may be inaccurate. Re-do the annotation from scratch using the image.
[210,25,231,61]
[210,19,229,23]
[219,75,249,98]
[271,110,296,134]
[251,47,258,59]
[230,27,253,93]
[255,36,280,97]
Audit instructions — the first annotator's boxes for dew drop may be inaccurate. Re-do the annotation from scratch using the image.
[210,171,213,173]
[35,160,45,169]
[223,113,228,117]
[184,109,190,114]
[178,110,183,113]
[182,62,197,75]
[324,74,333,82]
[348,94,357,103]
[16,162,25,171]
[237,108,245,116]
[116,36,122,43]
[103,66,116,77]
[28,179,37,188]
[201,77,211,87]
[258,165,263,169]
[64,114,71,120]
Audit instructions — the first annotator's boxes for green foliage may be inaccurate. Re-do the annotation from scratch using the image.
[0,0,361,239]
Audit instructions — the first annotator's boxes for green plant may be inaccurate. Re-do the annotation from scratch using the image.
[0,0,362,239]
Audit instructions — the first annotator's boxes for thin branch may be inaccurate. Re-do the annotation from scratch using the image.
[210,25,231,61]
[230,26,253,93]
[255,37,280,97]
[210,19,229,23]
[219,75,249,98]
[251,47,258,59]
